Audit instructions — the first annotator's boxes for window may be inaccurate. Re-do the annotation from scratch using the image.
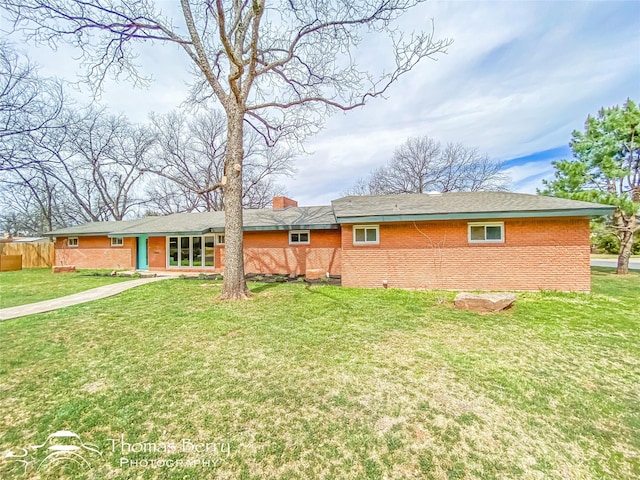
[169,237,179,266]
[192,236,202,266]
[204,236,215,267]
[289,230,310,245]
[468,222,504,243]
[111,237,124,247]
[353,225,379,245]
[180,237,191,266]
[216,234,225,245]
[67,237,78,248]
[167,236,215,268]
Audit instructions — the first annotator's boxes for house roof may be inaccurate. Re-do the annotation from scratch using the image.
[242,206,339,231]
[45,192,615,237]
[111,212,225,236]
[47,206,338,237]
[331,192,615,223]
[45,220,133,236]
[10,237,48,243]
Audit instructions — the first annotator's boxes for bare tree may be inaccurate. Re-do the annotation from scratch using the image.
[144,177,204,216]
[0,45,68,233]
[1,0,452,299]
[48,107,153,222]
[0,41,65,171]
[347,135,510,195]
[144,109,292,213]
[0,164,61,234]
[2,106,154,232]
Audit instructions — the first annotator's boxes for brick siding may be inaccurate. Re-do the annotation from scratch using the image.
[243,230,341,276]
[341,217,591,291]
[54,217,591,291]
[54,236,135,270]
[146,230,342,277]
[272,196,298,209]
[148,236,166,269]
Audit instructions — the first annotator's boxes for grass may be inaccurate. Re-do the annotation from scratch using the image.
[590,253,640,260]
[0,268,638,479]
[0,268,135,309]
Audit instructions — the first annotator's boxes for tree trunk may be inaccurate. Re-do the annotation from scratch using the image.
[615,212,636,275]
[220,106,250,299]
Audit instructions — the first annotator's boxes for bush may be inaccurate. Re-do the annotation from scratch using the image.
[592,231,620,254]
[592,230,640,255]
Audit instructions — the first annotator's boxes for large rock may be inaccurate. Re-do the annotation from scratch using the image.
[305,268,326,280]
[52,265,76,274]
[454,292,516,313]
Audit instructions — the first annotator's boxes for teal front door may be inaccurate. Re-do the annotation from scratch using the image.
[137,235,149,270]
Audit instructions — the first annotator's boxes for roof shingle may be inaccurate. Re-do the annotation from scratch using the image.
[331,192,614,221]
[46,192,615,236]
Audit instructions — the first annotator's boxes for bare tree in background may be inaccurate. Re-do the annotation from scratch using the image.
[347,135,510,195]
[1,45,152,231]
[0,41,65,171]
[1,106,154,233]
[43,108,154,222]
[1,0,452,299]
[144,109,291,213]
[0,162,62,234]
[0,44,66,234]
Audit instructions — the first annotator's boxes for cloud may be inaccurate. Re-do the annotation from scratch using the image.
[284,0,640,203]
[503,161,555,194]
[501,145,573,194]
[4,1,638,206]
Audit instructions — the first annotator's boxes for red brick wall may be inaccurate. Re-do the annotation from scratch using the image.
[340,218,592,292]
[148,236,166,269]
[243,229,341,276]
[55,217,591,291]
[216,245,224,271]
[54,236,135,269]
[146,230,341,276]
[272,196,298,209]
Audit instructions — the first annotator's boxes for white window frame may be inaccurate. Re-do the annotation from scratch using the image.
[353,225,379,245]
[216,233,225,245]
[67,237,78,248]
[289,230,310,245]
[110,237,124,247]
[468,222,505,243]
[166,235,216,268]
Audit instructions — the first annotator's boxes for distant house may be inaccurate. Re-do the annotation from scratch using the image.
[46,193,614,292]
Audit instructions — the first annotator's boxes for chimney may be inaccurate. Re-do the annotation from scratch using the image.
[272,196,298,210]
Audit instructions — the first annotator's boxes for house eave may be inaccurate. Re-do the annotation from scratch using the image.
[335,208,615,224]
[242,224,339,232]
[109,230,210,237]
[44,231,116,237]
[108,224,340,237]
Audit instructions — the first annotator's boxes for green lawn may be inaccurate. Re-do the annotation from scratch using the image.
[0,268,638,479]
[0,268,134,309]
[590,253,640,260]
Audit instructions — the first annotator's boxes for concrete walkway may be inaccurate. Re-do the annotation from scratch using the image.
[0,276,170,321]
[590,259,640,270]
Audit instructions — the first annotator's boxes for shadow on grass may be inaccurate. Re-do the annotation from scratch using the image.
[304,284,343,302]
[249,282,281,294]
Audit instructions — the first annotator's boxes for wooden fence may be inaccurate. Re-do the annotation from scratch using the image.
[0,255,22,271]
[0,241,54,268]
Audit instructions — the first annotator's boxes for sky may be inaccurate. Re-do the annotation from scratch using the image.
[3,0,639,207]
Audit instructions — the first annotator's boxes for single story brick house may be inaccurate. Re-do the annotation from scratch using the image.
[46,192,614,291]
